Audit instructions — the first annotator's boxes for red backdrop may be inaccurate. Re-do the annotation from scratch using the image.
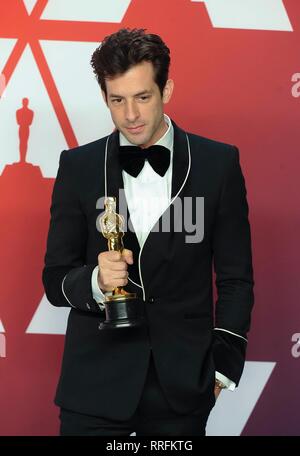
[0,0,299,435]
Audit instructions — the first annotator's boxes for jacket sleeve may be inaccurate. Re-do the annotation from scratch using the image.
[212,145,254,386]
[42,149,103,314]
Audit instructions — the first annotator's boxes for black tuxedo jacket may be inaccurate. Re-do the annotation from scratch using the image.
[42,120,254,420]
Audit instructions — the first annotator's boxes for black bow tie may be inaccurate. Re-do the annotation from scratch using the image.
[118,145,170,178]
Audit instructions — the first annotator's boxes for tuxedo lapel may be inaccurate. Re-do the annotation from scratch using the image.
[137,120,191,295]
[105,130,123,209]
[139,120,191,250]
[171,120,191,199]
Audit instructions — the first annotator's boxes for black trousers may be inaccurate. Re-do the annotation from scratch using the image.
[59,353,212,436]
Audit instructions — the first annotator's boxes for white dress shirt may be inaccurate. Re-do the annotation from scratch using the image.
[91,114,235,390]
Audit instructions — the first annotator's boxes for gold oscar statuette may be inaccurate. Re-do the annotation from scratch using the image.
[98,196,145,329]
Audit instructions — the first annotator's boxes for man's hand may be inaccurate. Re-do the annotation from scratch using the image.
[214,384,223,400]
[214,378,226,399]
[97,249,133,292]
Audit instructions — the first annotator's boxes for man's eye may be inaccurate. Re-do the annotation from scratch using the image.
[112,99,122,104]
[139,96,150,101]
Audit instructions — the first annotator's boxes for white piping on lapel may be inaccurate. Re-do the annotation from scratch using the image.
[138,133,191,301]
[104,136,109,200]
[128,277,143,289]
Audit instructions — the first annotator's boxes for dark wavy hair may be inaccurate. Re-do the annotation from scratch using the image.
[90,28,170,97]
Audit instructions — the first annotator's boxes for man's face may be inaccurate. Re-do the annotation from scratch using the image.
[103,61,174,148]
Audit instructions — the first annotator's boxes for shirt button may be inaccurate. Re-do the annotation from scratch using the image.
[148,297,155,303]
[86,303,91,310]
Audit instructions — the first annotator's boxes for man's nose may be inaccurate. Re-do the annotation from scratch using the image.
[125,101,139,123]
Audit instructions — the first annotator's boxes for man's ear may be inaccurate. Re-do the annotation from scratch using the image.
[162,79,174,104]
[101,90,108,105]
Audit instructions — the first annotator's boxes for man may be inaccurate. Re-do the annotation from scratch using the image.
[42,28,254,436]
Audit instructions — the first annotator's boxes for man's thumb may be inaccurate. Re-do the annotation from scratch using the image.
[122,248,133,264]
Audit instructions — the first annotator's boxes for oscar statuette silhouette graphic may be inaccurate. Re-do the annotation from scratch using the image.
[16,97,34,164]
[0,93,58,435]
[98,197,145,330]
